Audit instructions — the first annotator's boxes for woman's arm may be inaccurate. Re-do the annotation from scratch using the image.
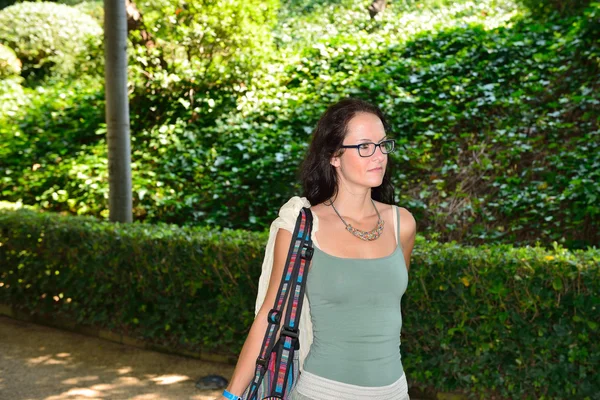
[399,207,417,272]
[219,228,293,399]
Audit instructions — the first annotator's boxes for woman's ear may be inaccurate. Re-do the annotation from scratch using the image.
[330,151,341,168]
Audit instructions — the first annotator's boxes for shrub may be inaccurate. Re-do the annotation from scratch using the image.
[0,77,29,119]
[125,0,281,125]
[516,0,593,17]
[73,0,104,23]
[0,76,105,208]
[0,43,20,78]
[0,1,102,80]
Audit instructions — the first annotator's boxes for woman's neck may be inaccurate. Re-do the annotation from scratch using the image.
[329,186,375,221]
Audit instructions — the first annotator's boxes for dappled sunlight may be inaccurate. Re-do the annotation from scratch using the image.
[149,374,190,385]
[0,316,233,399]
[89,383,115,391]
[46,388,102,399]
[129,394,217,400]
[28,354,69,365]
[114,376,144,386]
[117,366,133,374]
[61,375,99,385]
[40,377,221,400]
[44,375,173,399]
[130,395,162,400]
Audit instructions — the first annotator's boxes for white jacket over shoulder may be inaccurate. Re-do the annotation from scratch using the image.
[253,196,315,372]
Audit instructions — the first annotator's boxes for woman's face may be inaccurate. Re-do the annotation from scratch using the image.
[330,112,388,190]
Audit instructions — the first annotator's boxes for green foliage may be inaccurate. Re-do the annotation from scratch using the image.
[192,1,599,248]
[0,43,20,78]
[0,0,598,249]
[125,0,280,128]
[274,0,519,55]
[56,0,92,5]
[138,0,279,79]
[0,2,596,398]
[0,205,598,399]
[0,1,102,81]
[73,0,104,23]
[0,78,29,119]
[0,76,106,213]
[0,205,266,355]
[516,0,593,17]
[403,237,600,399]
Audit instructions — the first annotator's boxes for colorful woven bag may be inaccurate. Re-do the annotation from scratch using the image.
[242,207,314,400]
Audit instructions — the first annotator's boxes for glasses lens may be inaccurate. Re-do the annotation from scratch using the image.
[382,140,395,154]
[358,143,375,157]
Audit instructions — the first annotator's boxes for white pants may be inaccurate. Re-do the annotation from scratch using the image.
[288,370,410,400]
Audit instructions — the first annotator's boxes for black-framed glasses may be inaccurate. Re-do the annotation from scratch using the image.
[340,139,396,157]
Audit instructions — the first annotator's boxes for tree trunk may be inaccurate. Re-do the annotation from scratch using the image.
[368,0,387,18]
[104,0,132,223]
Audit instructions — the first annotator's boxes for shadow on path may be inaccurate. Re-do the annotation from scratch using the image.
[0,316,234,399]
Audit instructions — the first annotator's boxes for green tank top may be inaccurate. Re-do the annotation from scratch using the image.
[302,205,409,387]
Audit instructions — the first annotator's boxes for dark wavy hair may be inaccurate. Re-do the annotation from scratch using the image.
[300,98,395,206]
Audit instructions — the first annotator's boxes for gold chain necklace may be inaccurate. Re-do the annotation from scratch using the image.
[329,198,384,241]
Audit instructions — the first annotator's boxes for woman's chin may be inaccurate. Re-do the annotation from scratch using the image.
[366,178,384,188]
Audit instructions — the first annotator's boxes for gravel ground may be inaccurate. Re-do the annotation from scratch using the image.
[0,315,234,400]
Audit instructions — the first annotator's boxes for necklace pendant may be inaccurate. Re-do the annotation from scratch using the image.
[329,198,386,242]
[346,219,385,241]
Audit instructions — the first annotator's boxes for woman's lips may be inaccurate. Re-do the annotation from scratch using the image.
[368,167,383,172]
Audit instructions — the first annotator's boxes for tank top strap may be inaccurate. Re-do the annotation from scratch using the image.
[395,205,404,253]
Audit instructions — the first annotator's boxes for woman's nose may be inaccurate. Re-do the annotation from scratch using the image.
[372,145,386,160]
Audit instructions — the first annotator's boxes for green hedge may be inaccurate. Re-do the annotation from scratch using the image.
[0,205,598,399]
[407,241,600,399]
[0,205,265,351]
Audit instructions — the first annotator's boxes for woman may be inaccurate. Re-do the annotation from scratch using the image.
[220,98,416,400]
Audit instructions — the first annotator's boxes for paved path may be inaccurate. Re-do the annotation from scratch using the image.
[0,316,234,399]
[0,316,430,400]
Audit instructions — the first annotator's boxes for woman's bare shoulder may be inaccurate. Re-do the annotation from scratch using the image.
[373,201,416,231]
[373,200,395,219]
[397,206,417,234]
